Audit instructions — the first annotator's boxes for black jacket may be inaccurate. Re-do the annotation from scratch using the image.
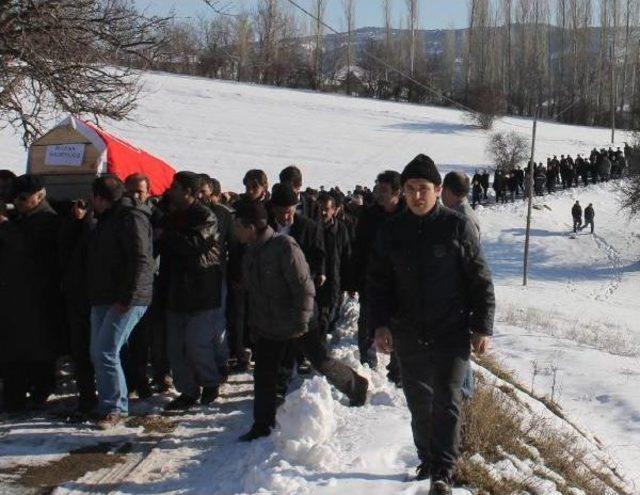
[584,206,595,221]
[572,204,582,220]
[271,214,325,278]
[160,200,222,312]
[87,197,154,307]
[317,218,352,308]
[0,200,63,363]
[298,193,319,221]
[367,204,495,349]
[352,201,405,293]
[204,201,238,275]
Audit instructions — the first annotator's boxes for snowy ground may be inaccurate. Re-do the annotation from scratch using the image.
[479,182,640,487]
[1,72,639,493]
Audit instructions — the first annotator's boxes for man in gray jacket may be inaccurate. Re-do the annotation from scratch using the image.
[234,200,368,442]
[441,172,480,239]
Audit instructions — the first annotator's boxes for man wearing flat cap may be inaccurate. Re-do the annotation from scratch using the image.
[234,199,368,442]
[0,174,62,412]
[367,154,495,494]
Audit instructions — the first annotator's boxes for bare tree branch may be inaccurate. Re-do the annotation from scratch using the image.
[0,0,169,146]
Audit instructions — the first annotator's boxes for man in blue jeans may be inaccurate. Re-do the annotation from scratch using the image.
[87,175,155,429]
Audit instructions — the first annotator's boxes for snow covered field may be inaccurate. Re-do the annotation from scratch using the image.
[0,71,629,191]
[1,72,639,493]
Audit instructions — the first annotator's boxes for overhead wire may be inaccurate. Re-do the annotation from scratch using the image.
[282,0,621,140]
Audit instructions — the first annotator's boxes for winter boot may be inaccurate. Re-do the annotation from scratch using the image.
[415,462,430,481]
[349,374,369,407]
[428,471,453,495]
[200,386,219,406]
[428,480,452,495]
[164,394,198,412]
[239,423,272,442]
[137,381,154,400]
[96,412,123,430]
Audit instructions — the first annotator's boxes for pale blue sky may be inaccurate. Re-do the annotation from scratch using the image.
[135,0,469,30]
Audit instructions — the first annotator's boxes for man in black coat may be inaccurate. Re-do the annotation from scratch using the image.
[352,171,404,368]
[269,182,326,375]
[58,199,97,413]
[368,154,495,493]
[160,172,225,411]
[279,165,319,221]
[572,201,582,233]
[120,173,163,400]
[199,174,239,381]
[480,170,490,200]
[316,192,353,344]
[227,169,270,372]
[270,183,326,283]
[87,175,154,428]
[0,174,62,412]
[581,203,595,234]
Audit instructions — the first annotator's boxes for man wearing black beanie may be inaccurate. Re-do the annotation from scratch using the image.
[368,155,495,494]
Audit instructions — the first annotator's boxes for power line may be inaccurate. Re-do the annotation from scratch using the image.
[283,0,624,138]
[283,0,482,117]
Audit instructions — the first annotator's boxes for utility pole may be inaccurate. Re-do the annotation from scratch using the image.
[523,110,538,287]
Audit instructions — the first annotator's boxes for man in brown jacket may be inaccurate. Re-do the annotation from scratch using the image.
[234,200,368,442]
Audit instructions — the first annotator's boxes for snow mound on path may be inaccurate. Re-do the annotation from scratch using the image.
[275,376,338,470]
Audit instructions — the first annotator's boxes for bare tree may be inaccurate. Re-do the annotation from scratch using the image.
[405,0,418,77]
[256,0,279,84]
[487,131,530,171]
[0,0,166,146]
[312,0,327,90]
[342,0,357,94]
[233,12,254,82]
[382,0,394,82]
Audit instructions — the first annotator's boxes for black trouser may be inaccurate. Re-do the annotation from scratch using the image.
[573,218,582,233]
[317,302,339,345]
[2,361,56,411]
[122,288,169,389]
[395,337,468,478]
[357,293,376,365]
[253,325,361,429]
[228,286,251,363]
[122,311,151,393]
[150,302,171,382]
[66,295,96,404]
[583,219,594,233]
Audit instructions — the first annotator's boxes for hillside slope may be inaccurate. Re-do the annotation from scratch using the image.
[0,70,629,191]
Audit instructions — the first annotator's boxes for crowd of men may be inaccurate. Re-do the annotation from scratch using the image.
[471,146,628,207]
[0,154,509,494]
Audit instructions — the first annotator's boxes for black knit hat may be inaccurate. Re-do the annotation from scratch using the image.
[271,183,299,207]
[401,154,442,186]
[13,174,45,196]
[234,199,268,228]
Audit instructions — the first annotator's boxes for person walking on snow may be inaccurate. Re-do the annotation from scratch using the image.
[368,154,495,494]
[235,200,368,442]
[87,176,154,429]
[581,203,595,234]
[571,201,582,233]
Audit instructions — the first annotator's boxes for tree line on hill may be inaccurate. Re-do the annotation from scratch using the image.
[141,0,640,130]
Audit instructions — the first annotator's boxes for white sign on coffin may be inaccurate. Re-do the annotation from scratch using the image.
[45,144,86,167]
